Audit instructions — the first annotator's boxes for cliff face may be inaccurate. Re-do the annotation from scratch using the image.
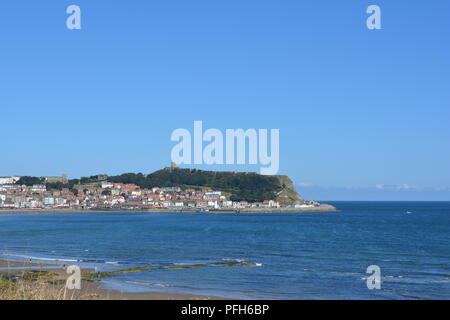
[274,175,304,206]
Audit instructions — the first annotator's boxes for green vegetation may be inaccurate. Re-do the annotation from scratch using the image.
[0,271,97,300]
[14,175,106,192]
[19,271,55,281]
[108,168,283,202]
[78,175,107,184]
[45,182,73,190]
[16,176,44,186]
[11,168,303,204]
[83,261,260,279]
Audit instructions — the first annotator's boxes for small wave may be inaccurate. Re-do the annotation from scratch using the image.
[124,281,172,288]
[4,253,79,263]
[221,258,247,263]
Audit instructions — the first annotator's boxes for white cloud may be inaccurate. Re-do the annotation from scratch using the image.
[375,184,421,191]
[298,183,314,188]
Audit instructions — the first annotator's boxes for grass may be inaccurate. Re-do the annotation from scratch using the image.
[0,270,97,300]
[0,271,63,300]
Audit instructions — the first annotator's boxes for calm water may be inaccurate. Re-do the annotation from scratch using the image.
[0,202,449,299]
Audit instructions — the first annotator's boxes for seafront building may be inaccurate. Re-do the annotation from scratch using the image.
[0,177,294,210]
[0,175,321,211]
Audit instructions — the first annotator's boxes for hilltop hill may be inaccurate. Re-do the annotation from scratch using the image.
[13,168,306,205]
[108,168,305,205]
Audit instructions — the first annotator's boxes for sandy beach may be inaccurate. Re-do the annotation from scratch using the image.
[0,259,224,300]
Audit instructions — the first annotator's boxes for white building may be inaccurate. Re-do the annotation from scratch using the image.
[0,176,20,185]
[0,185,21,192]
[44,197,55,206]
[111,196,125,205]
[205,191,222,196]
[221,200,233,207]
[161,187,181,193]
[101,182,113,189]
[30,184,47,192]
[207,201,219,209]
[162,201,172,208]
[131,190,142,197]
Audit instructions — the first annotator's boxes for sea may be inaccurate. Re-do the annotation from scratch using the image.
[0,201,449,299]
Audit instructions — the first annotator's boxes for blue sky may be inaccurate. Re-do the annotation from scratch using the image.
[0,1,449,200]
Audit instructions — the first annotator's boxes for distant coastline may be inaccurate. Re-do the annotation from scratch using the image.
[1,168,338,214]
[0,204,336,214]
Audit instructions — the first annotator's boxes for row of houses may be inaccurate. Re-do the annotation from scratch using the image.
[0,175,69,185]
[0,180,282,210]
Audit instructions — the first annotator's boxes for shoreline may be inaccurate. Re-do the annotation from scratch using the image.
[0,259,225,300]
[0,204,337,215]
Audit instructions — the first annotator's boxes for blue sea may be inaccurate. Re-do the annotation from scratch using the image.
[0,202,449,299]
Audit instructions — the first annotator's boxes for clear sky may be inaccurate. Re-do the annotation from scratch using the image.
[0,1,449,200]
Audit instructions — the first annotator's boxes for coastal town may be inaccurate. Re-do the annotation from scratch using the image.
[0,175,321,212]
